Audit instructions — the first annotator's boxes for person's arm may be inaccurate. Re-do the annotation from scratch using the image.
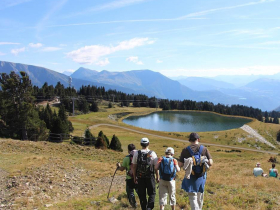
[154,157,162,170]
[116,161,126,171]
[132,152,138,183]
[173,159,180,172]
[133,163,137,183]
[208,159,213,166]
[178,148,187,168]
[178,161,184,168]
[155,168,160,183]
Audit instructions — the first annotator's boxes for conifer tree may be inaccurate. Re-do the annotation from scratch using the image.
[98,131,109,147]
[277,130,280,142]
[95,136,107,149]
[85,128,94,138]
[0,71,48,140]
[90,101,99,112]
[109,134,123,152]
[108,102,113,108]
[104,135,110,148]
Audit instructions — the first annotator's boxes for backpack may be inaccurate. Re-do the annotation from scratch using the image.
[159,156,176,181]
[136,150,154,178]
[187,145,206,178]
[126,150,137,178]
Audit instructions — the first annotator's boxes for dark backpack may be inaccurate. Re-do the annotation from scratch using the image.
[136,150,154,178]
[187,145,205,178]
[159,156,176,181]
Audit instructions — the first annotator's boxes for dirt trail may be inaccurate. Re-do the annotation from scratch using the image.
[89,123,279,155]
[241,125,276,149]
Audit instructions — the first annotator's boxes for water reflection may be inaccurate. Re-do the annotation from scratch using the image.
[123,111,252,132]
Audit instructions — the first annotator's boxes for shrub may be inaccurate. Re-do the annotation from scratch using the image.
[109,134,123,152]
[277,130,280,142]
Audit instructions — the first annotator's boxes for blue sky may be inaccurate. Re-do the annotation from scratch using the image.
[0,0,280,77]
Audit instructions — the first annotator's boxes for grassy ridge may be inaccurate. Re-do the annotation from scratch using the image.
[1,104,280,209]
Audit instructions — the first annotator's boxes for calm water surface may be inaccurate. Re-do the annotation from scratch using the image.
[123,111,252,132]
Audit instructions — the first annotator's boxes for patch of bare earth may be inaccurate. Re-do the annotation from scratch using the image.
[0,140,126,209]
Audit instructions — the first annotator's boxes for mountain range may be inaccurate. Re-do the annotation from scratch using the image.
[1,60,280,111]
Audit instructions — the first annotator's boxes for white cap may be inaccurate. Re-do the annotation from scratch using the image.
[165,147,174,155]
[141,137,149,144]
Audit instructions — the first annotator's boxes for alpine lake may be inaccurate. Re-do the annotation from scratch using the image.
[122,111,252,132]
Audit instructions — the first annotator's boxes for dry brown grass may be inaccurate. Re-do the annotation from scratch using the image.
[1,105,280,209]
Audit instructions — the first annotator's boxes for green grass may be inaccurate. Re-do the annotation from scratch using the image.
[1,104,280,210]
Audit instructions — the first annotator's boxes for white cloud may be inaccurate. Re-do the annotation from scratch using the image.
[41,47,62,52]
[0,52,6,56]
[156,59,163,63]
[29,42,43,48]
[11,47,25,55]
[67,37,153,64]
[0,42,20,45]
[126,56,143,65]
[96,58,110,66]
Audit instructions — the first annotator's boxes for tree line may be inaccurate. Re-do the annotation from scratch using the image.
[1,71,280,141]
[33,82,280,125]
[0,72,73,140]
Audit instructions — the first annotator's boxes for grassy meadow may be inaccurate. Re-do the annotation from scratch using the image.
[1,103,280,210]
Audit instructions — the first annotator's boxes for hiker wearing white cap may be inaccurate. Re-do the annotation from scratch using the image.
[253,163,267,177]
[155,147,180,210]
[132,137,159,210]
[178,132,213,210]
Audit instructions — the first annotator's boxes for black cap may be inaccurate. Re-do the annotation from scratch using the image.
[189,132,200,141]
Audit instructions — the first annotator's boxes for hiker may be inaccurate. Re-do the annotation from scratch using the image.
[269,163,278,178]
[155,147,180,210]
[178,132,213,210]
[116,144,138,208]
[253,162,267,177]
[132,137,159,210]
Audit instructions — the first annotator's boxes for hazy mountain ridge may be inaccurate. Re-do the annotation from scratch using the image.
[0,61,136,94]
[1,61,279,111]
[176,77,236,91]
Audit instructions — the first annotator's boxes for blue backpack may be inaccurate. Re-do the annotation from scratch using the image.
[159,156,176,181]
[187,145,205,178]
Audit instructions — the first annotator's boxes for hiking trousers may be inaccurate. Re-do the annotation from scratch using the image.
[126,179,138,207]
[188,192,204,210]
[159,179,176,206]
[137,176,156,210]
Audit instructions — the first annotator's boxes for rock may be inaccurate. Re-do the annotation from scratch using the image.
[108,197,118,203]
[44,204,53,207]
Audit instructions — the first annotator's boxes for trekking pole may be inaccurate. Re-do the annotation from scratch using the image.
[107,166,119,199]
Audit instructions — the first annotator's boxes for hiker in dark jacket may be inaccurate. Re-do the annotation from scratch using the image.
[178,132,213,210]
[132,137,159,210]
[117,144,138,208]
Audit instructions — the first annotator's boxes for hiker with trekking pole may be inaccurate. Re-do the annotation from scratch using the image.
[132,137,159,210]
[155,147,180,210]
[178,132,213,210]
[116,144,139,208]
